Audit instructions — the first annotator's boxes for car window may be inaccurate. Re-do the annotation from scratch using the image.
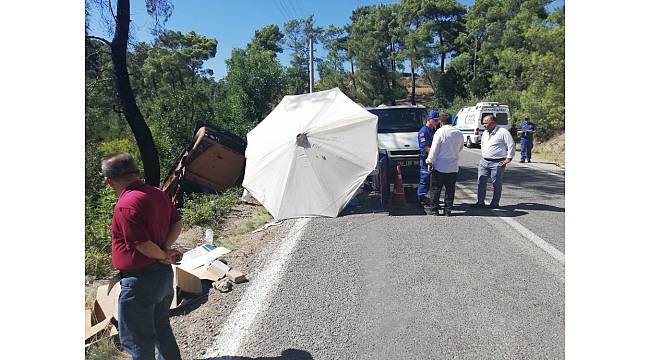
[479,112,509,125]
[369,108,425,133]
[480,113,493,124]
[495,112,509,125]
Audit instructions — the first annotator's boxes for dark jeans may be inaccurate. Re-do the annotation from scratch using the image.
[429,169,458,210]
[118,263,181,360]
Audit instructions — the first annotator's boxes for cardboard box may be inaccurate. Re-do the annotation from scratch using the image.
[85,282,120,343]
[178,244,231,272]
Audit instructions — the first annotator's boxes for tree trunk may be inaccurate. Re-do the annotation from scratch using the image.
[439,33,445,72]
[112,0,160,186]
[421,62,436,98]
[350,59,357,91]
[410,57,416,105]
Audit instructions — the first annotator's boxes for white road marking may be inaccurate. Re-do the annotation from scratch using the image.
[456,183,565,265]
[463,147,565,179]
[203,218,312,358]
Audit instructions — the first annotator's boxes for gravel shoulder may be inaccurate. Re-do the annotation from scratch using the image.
[170,204,293,359]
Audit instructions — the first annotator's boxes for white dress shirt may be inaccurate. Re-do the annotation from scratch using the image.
[425,124,464,173]
[481,127,515,160]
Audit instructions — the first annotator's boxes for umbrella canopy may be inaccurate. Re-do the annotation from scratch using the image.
[242,88,378,221]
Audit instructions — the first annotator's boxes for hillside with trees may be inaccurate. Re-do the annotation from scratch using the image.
[85,0,564,276]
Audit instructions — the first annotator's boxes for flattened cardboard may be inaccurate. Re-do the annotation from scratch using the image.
[95,283,121,322]
[191,263,227,282]
[179,244,231,271]
[85,303,111,342]
[173,266,203,294]
[85,318,111,342]
[210,259,231,274]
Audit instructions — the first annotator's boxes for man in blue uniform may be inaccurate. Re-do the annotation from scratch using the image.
[519,115,537,163]
[417,110,439,205]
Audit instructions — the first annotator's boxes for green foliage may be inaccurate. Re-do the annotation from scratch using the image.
[180,188,240,229]
[216,47,286,136]
[85,186,117,277]
[283,16,323,95]
[132,30,221,171]
[436,0,564,139]
[249,24,284,55]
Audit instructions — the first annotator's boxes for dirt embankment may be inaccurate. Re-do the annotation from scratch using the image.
[533,132,565,168]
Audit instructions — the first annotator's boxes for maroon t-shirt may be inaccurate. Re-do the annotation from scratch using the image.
[111,181,181,271]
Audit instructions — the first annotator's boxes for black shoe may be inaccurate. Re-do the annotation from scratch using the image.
[431,208,440,216]
[519,160,526,163]
[527,160,531,163]
[444,209,452,217]
[488,203,500,209]
[471,202,486,208]
[418,195,428,206]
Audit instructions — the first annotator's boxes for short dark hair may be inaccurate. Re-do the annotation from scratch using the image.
[483,114,496,123]
[439,112,452,124]
[101,152,139,181]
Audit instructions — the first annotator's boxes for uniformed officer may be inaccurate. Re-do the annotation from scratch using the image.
[417,110,439,205]
[518,115,537,163]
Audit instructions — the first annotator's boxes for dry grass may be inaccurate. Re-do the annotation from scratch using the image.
[217,207,273,250]
[85,279,109,309]
[85,336,129,360]
[532,132,565,167]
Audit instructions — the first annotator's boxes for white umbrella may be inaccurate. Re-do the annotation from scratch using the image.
[242,88,378,221]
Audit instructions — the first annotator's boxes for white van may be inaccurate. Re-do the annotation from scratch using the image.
[366,104,426,183]
[454,102,512,148]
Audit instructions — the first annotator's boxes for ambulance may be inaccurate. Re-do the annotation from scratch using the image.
[454,102,512,148]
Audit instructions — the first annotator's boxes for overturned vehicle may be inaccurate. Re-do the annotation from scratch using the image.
[161,121,247,207]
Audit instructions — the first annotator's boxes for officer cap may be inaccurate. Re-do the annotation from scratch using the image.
[427,111,439,120]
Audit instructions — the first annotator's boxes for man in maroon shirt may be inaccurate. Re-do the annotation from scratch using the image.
[102,152,182,360]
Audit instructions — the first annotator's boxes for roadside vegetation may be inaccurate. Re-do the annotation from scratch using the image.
[85,0,564,275]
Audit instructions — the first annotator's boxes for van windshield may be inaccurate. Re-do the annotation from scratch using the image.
[369,108,425,133]
[480,112,509,125]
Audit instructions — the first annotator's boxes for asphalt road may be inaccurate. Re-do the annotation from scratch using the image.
[205,148,565,360]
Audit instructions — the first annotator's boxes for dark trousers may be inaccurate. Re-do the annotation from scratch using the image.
[429,169,458,210]
[520,137,533,161]
[417,159,430,196]
[118,263,181,360]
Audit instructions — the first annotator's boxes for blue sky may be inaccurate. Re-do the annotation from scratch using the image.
[87,0,564,81]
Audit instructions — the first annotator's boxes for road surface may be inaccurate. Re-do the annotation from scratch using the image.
[204,148,565,360]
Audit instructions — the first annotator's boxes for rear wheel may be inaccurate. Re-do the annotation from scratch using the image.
[466,137,472,148]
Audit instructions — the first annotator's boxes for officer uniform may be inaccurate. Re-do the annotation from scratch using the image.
[417,111,438,203]
[519,116,537,162]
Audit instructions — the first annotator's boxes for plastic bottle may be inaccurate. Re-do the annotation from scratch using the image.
[204,228,214,245]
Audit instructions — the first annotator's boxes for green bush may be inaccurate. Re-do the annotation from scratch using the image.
[85,249,113,278]
[85,186,117,277]
[180,187,241,229]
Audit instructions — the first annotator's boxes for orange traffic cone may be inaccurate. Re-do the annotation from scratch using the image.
[392,164,407,207]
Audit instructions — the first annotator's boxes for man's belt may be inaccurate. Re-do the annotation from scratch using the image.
[483,158,506,162]
[120,262,167,278]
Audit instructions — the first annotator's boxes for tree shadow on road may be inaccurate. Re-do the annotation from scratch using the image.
[207,348,314,360]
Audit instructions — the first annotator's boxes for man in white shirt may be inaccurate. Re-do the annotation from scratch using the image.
[425,112,464,216]
[473,114,516,209]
